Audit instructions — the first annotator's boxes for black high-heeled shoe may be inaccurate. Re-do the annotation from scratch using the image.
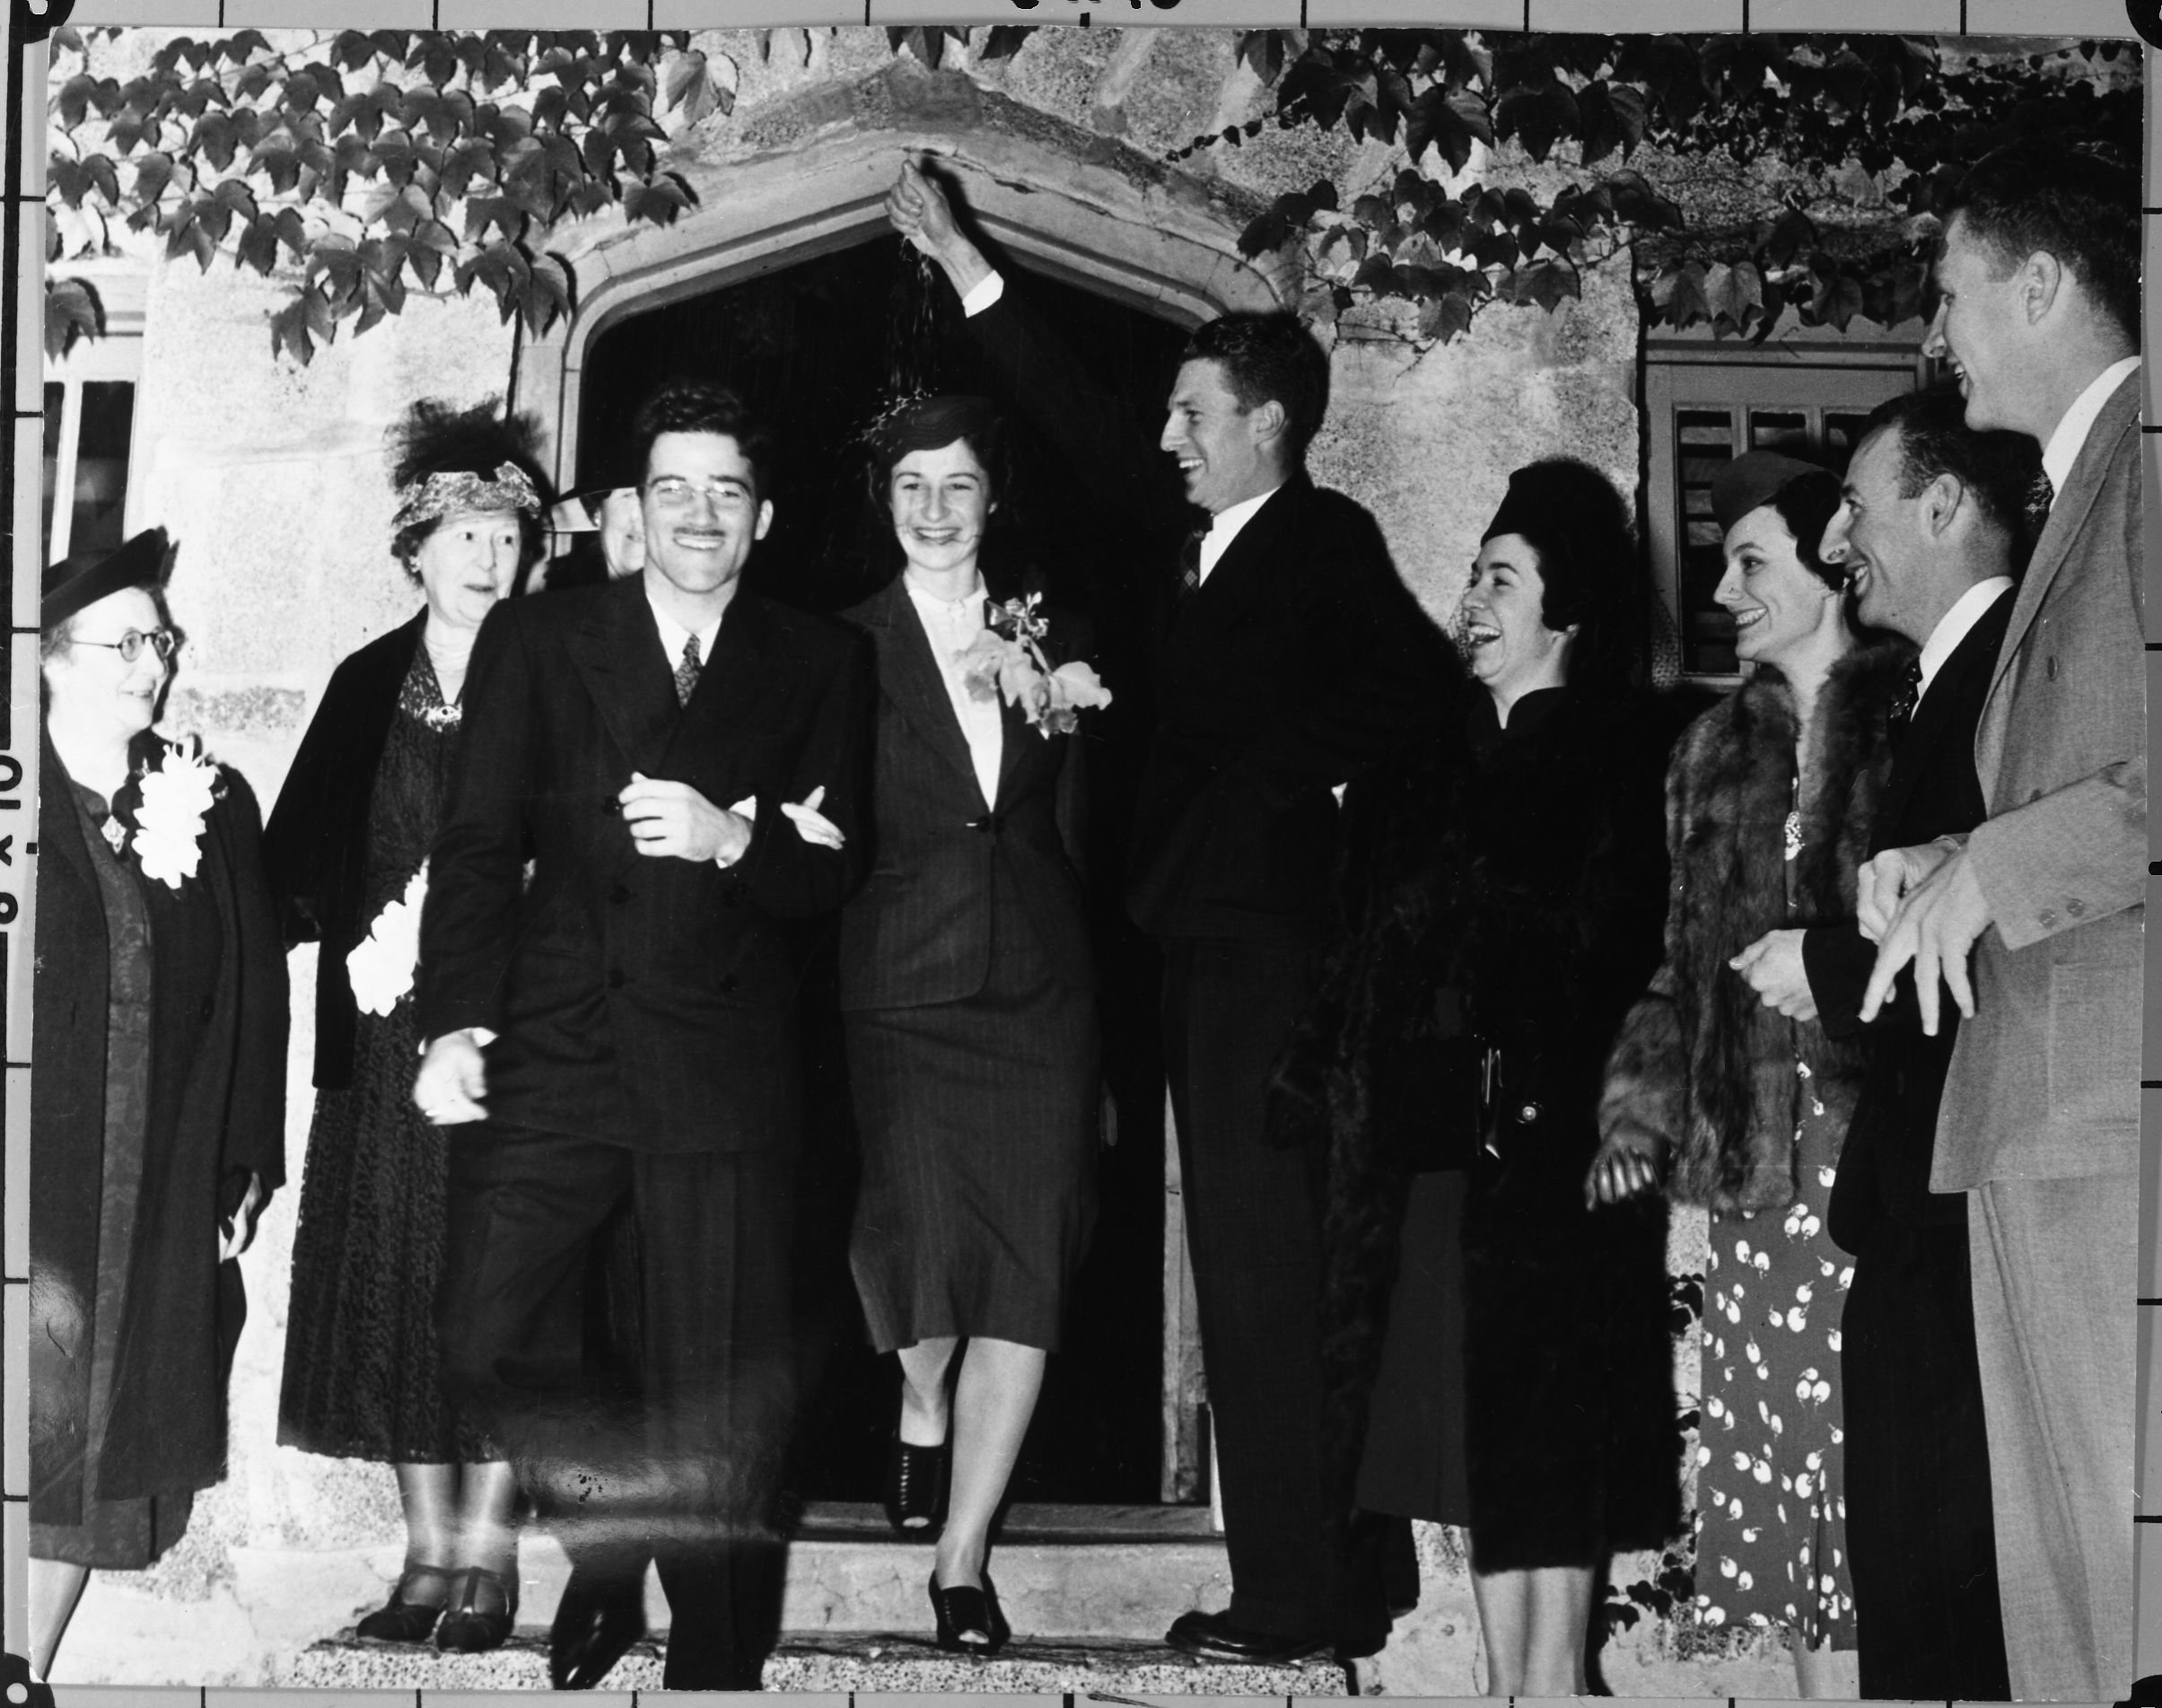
[435,1565,518,1653]
[355,1562,456,1643]
[883,1433,950,1537]
[929,1570,1011,1657]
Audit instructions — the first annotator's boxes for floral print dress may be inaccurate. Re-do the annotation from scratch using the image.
[1692,790,1855,1649]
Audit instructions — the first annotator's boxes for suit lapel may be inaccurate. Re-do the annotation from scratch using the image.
[1978,378,2139,782]
[1160,479,1302,674]
[565,578,680,776]
[871,579,985,800]
[1878,591,2008,841]
[665,592,799,779]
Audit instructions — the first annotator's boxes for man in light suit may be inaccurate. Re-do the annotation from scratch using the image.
[415,381,871,1687]
[1858,143,2143,1700]
[888,161,1450,1662]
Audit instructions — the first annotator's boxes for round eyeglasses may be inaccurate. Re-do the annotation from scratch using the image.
[74,628,181,663]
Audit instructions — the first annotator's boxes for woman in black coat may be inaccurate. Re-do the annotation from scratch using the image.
[262,400,547,1653]
[1273,461,1682,1694]
[838,395,1104,1654]
[31,530,288,1676]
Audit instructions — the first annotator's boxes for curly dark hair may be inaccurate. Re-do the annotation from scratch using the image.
[628,380,776,503]
[387,397,549,577]
[1483,458,1649,694]
[1767,469,1849,592]
[860,394,1020,592]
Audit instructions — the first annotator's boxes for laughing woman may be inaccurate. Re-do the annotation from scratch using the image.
[263,400,546,1654]
[1273,461,1682,1695]
[31,531,287,1677]
[839,395,1101,1656]
[1592,451,1910,1694]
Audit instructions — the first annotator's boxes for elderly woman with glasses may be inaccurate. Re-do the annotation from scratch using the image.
[30,530,289,1677]
[262,399,547,1655]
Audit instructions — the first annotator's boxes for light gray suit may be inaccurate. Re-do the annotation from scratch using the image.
[1930,370,2143,1699]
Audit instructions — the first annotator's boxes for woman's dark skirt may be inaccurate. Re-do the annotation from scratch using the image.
[846,898,1099,1355]
[1360,1121,1678,1572]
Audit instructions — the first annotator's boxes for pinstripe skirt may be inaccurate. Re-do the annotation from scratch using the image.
[845,893,1099,1354]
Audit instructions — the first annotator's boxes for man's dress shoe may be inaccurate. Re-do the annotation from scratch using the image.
[549,1566,648,1690]
[1164,1608,1333,1664]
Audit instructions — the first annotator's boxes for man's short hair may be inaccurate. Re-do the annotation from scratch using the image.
[1938,143,2140,348]
[1181,313,1329,463]
[1859,385,2044,554]
[629,380,776,501]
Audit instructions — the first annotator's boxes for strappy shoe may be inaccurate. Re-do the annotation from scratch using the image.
[883,1433,950,1537]
[355,1562,456,1643]
[929,1570,1011,1657]
[435,1565,518,1653]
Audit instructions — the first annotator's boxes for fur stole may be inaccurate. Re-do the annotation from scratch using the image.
[1599,641,1913,1213]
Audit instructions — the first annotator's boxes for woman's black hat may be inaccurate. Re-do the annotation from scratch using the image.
[42,527,170,628]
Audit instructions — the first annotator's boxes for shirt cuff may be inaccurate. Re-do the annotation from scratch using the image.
[960,271,1005,318]
[718,795,757,869]
[422,1026,495,1054]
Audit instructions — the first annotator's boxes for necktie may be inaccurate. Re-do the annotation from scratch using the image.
[2028,468,2055,529]
[673,633,702,708]
[1886,655,1922,747]
[1177,529,1205,604]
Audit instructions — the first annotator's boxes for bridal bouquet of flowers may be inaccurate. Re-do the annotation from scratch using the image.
[347,862,429,1017]
[958,592,1112,738]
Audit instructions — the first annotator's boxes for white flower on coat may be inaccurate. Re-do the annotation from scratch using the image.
[133,740,220,888]
[348,862,429,1017]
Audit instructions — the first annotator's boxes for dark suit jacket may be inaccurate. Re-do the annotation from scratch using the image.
[262,609,425,1090]
[836,577,1091,1011]
[962,289,1449,945]
[1804,586,2014,1248]
[416,575,872,1154]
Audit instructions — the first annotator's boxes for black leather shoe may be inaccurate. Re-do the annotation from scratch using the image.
[434,1566,517,1654]
[883,1433,950,1537]
[355,1562,455,1642]
[1164,1608,1332,1664]
[930,1570,1011,1656]
[549,1563,647,1689]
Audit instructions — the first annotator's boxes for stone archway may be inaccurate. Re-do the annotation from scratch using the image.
[508,60,1294,497]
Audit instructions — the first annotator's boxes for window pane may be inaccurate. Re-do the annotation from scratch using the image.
[1748,409,1811,455]
[68,381,135,559]
[1676,408,1738,675]
[41,381,63,565]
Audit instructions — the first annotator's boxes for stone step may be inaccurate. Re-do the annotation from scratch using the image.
[282,1631,1352,1695]
[498,1502,1231,1644]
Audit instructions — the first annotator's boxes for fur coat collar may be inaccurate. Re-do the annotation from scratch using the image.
[1599,641,1913,1213]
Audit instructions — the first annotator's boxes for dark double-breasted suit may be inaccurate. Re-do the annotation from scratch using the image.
[1801,586,2014,1700]
[417,574,871,1687]
[962,285,1449,1640]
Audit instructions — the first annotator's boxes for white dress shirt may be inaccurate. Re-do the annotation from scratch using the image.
[2040,356,2140,503]
[1915,576,2014,705]
[645,590,722,679]
[906,574,1004,810]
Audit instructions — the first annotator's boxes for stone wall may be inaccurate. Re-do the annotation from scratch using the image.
[49,23,1761,1691]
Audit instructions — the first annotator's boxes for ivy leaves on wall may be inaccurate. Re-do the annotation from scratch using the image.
[48,26,723,363]
[1201,30,2138,346]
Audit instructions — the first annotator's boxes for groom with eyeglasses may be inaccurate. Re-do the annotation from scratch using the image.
[415,378,872,1688]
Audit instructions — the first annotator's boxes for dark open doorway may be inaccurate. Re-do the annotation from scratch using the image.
[578,238,1191,1506]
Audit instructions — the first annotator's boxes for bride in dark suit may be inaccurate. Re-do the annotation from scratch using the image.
[839,394,1101,1654]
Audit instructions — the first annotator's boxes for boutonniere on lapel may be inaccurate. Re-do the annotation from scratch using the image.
[120,736,223,889]
[959,593,1112,739]
[347,861,429,1017]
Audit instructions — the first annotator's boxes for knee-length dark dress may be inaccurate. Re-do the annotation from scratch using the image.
[278,652,486,1462]
[839,579,1099,1354]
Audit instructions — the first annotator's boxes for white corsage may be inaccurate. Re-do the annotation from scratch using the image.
[131,739,222,889]
[959,593,1112,738]
[346,861,428,1017]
